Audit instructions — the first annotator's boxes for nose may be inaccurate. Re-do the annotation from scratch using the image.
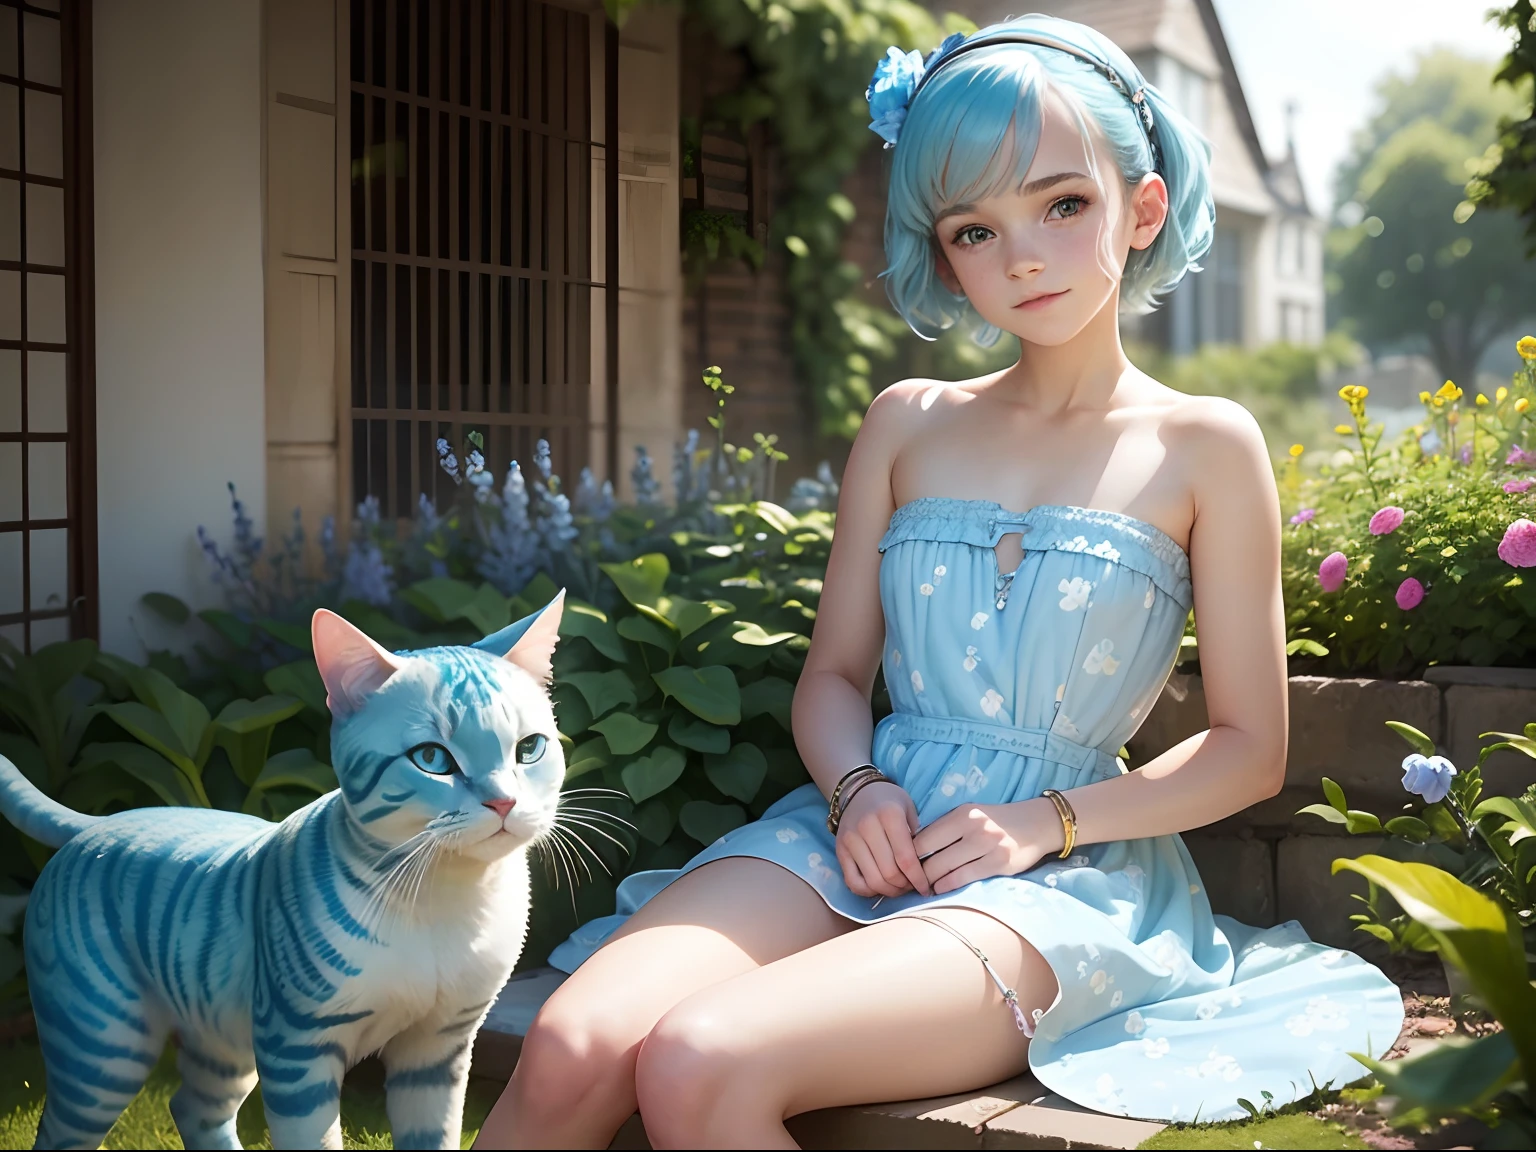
[483,798,516,820]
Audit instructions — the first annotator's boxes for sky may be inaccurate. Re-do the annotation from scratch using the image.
[1210,0,1515,216]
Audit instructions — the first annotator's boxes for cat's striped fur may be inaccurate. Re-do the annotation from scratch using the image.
[0,594,569,1150]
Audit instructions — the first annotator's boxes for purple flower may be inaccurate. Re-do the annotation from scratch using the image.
[1504,478,1534,494]
[1458,442,1474,465]
[1395,577,1424,610]
[1400,753,1457,804]
[1368,506,1404,536]
[1289,508,1316,525]
[1507,445,1536,469]
[1498,518,1536,567]
[1318,551,1348,592]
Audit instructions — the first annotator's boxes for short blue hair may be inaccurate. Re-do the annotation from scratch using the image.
[881,15,1215,345]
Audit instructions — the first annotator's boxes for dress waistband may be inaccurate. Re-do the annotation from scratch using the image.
[878,711,1126,781]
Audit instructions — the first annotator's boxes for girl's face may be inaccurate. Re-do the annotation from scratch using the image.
[933,86,1168,348]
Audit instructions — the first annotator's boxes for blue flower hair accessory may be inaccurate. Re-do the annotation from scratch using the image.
[866,32,966,148]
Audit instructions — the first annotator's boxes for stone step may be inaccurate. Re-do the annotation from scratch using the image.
[471,967,1165,1150]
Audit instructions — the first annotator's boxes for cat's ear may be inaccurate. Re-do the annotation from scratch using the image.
[312,609,404,718]
[474,590,565,684]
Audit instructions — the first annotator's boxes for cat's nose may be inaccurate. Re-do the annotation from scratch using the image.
[483,798,516,820]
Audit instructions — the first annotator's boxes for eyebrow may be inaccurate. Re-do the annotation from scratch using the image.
[935,171,1091,223]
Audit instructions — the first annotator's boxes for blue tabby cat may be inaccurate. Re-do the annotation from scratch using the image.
[0,593,569,1150]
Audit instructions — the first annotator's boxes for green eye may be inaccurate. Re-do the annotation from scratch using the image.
[408,743,459,776]
[516,734,548,765]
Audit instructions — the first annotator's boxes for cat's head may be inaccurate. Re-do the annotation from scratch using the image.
[311,592,566,864]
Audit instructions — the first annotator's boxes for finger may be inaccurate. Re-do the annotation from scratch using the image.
[845,835,904,898]
[835,841,874,898]
[857,817,913,893]
[880,808,931,895]
[932,857,996,895]
[921,837,986,890]
[912,810,962,860]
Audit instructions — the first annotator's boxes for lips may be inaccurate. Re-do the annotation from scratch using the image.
[1015,290,1067,310]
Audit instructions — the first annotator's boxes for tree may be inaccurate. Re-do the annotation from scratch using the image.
[1466,1,1536,252]
[1330,51,1536,389]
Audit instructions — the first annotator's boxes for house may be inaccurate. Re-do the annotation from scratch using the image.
[0,0,691,659]
[947,0,1327,355]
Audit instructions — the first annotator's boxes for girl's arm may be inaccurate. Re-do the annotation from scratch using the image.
[793,382,933,898]
[915,398,1289,891]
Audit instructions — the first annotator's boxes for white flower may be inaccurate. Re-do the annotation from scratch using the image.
[979,688,1006,718]
[1083,638,1121,676]
[1144,585,1156,609]
[911,670,924,693]
[775,827,801,843]
[965,765,988,792]
[1058,576,1092,611]
[1141,1036,1170,1059]
[1044,872,1059,887]
[891,648,902,667]
[939,772,967,798]
[1122,864,1144,883]
[933,564,947,577]
[963,645,979,672]
[806,852,836,884]
[970,611,989,630]
[1129,705,1142,720]
[1090,970,1108,994]
[920,582,935,596]
[1084,943,1101,960]
[1196,1001,1221,1021]
[1110,989,1123,1008]
[1090,539,1122,561]
[1196,1050,1243,1082]
[1285,996,1350,1037]
[1076,961,1089,979]
[1124,1011,1146,1035]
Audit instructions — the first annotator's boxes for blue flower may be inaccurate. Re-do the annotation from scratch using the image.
[924,31,967,71]
[866,46,925,146]
[1401,753,1457,804]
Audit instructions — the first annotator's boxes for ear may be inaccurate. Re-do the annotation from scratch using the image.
[311,609,404,719]
[1127,172,1169,252]
[473,589,566,684]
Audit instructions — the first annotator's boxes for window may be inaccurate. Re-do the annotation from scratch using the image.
[348,0,613,518]
[0,0,94,653]
[1160,57,1207,133]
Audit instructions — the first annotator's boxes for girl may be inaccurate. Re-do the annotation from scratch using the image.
[479,14,1403,1149]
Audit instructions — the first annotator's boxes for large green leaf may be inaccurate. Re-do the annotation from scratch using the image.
[129,666,212,762]
[653,665,740,725]
[601,554,670,609]
[1478,730,1536,760]
[617,614,678,656]
[460,583,514,636]
[731,622,798,646]
[1297,802,1347,825]
[667,713,731,754]
[243,748,338,816]
[1352,1032,1517,1122]
[1385,721,1436,757]
[562,671,638,719]
[29,639,98,699]
[215,695,305,734]
[633,798,674,845]
[1471,795,1536,843]
[140,592,191,625]
[564,736,613,781]
[620,745,686,804]
[705,742,767,803]
[199,609,253,650]
[256,619,313,652]
[100,701,202,777]
[403,577,478,623]
[658,597,732,638]
[589,714,658,756]
[78,742,205,808]
[264,660,329,716]
[679,800,746,845]
[561,601,627,662]
[740,677,796,730]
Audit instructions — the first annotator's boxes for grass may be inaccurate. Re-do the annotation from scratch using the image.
[0,1037,502,1150]
[1139,1112,1370,1150]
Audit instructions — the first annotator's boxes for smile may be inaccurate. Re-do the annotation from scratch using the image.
[1015,290,1068,310]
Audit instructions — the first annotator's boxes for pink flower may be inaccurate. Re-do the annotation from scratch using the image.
[1498,518,1536,567]
[1507,445,1536,469]
[1395,577,1425,610]
[1318,551,1348,592]
[1368,506,1405,535]
[1289,508,1316,525]
[1505,478,1535,494]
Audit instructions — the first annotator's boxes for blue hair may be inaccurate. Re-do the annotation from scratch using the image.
[881,15,1215,345]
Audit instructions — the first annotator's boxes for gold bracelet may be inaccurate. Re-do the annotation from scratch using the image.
[1041,789,1077,859]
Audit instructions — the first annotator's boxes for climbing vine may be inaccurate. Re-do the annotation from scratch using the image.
[608,0,971,438]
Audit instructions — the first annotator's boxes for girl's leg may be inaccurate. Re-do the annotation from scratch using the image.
[634,907,1057,1150]
[475,857,851,1150]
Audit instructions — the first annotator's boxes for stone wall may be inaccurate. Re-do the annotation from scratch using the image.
[1129,667,1536,947]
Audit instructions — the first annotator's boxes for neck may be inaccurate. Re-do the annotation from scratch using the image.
[992,290,1131,412]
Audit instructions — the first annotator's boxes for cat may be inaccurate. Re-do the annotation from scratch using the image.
[0,592,571,1150]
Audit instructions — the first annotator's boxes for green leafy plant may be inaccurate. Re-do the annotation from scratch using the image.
[682,209,764,281]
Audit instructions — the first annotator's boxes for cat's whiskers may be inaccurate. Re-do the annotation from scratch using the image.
[553,812,632,853]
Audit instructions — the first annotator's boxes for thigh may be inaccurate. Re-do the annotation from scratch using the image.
[535,855,851,1044]
[648,907,1057,1116]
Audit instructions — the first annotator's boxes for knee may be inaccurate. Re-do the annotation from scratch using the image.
[634,1000,752,1145]
[511,995,638,1119]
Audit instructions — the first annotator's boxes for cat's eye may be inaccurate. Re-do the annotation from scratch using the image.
[516,734,548,765]
[408,743,459,776]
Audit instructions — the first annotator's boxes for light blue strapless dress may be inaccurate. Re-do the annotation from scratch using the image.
[550,499,1405,1123]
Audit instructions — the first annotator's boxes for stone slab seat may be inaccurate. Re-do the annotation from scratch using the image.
[471,967,1166,1150]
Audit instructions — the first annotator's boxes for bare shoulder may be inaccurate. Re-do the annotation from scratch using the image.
[860,377,978,449]
[1144,389,1277,531]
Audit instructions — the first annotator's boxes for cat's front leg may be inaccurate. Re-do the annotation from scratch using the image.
[381,1007,488,1151]
[253,1036,347,1150]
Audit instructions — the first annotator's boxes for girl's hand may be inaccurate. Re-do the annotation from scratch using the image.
[834,782,932,898]
[913,798,1066,894]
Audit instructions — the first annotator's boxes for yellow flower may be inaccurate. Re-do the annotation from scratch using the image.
[1476,393,1489,406]
[1432,397,1446,409]
[1518,397,1531,413]
[1447,409,1460,426]
[1436,380,1464,401]
[1418,390,1432,404]
[1288,443,1304,458]
[1337,384,1369,404]
[1497,386,1509,403]
[1335,424,1354,435]
[1518,335,1536,359]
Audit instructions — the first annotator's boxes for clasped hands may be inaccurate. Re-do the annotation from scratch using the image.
[833,780,1066,898]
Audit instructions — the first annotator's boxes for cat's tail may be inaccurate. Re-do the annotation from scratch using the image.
[0,753,101,848]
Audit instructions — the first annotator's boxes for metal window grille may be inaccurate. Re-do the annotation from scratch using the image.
[0,0,96,654]
[348,0,613,518]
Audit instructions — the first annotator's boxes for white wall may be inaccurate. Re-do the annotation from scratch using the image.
[94,0,266,657]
